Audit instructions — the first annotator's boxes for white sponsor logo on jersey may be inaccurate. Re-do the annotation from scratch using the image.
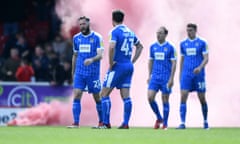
[186,48,196,56]
[79,44,91,53]
[155,52,165,60]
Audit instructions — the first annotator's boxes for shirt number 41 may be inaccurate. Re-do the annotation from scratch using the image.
[120,38,134,56]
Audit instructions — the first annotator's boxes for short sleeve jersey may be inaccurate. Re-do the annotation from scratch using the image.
[73,31,104,76]
[150,41,177,81]
[109,24,139,63]
[180,37,208,77]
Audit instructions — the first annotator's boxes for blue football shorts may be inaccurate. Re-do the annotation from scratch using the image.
[180,74,206,92]
[73,74,101,94]
[148,78,171,94]
[103,63,134,89]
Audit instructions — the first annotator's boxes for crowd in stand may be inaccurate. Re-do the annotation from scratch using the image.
[0,0,73,86]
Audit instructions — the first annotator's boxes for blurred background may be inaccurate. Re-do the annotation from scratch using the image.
[0,0,240,127]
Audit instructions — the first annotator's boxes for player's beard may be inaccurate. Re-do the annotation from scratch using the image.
[81,26,90,35]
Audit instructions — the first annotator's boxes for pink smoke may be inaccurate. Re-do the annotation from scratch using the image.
[10,0,240,127]
[8,101,71,126]
[8,95,106,126]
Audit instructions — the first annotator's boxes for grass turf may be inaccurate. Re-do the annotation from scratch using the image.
[0,126,239,144]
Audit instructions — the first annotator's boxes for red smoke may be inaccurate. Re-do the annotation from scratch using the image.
[9,0,240,127]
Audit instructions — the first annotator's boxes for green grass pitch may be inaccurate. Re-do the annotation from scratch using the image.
[0,126,240,144]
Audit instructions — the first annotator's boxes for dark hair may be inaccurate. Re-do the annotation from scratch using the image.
[187,23,197,30]
[161,26,168,35]
[78,16,90,22]
[112,10,124,23]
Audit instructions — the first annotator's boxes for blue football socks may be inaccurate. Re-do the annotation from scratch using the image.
[163,103,169,126]
[180,103,186,124]
[201,103,208,122]
[150,101,163,121]
[96,101,102,123]
[101,97,111,125]
[123,97,132,126]
[72,99,81,125]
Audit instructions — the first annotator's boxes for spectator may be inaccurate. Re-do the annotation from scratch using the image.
[52,33,67,62]
[49,56,65,86]
[2,33,18,59]
[15,58,34,82]
[2,32,28,59]
[62,59,72,85]
[49,56,72,86]
[15,34,29,56]
[1,48,20,81]
[44,42,56,60]
[32,45,50,81]
[63,39,73,63]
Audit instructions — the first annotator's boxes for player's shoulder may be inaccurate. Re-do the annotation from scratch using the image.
[109,25,121,34]
[197,36,208,44]
[73,32,82,39]
[166,41,176,48]
[110,24,130,34]
[92,31,103,39]
[150,41,158,48]
[180,38,188,44]
[123,25,136,36]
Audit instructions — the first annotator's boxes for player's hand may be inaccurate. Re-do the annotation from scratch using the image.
[193,67,201,74]
[84,58,94,66]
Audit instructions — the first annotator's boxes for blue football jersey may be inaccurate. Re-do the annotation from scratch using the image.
[180,37,208,77]
[150,41,177,81]
[109,24,139,63]
[73,31,104,76]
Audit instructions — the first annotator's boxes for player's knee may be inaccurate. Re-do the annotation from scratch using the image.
[148,95,154,102]
[93,93,101,102]
[180,91,188,102]
[74,94,81,99]
[162,97,169,103]
[101,87,113,96]
[100,89,108,97]
[180,96,187,103]
[200,98,207,105]
[73,90,82,99]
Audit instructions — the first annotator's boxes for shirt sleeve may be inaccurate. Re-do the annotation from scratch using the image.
[202,40,209,55]
[180,42,185,56]
[149,45,154,59]
[109,30,117,43]
[73,37,78,53]
[97,35,104,50]
[171,46,177,60]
